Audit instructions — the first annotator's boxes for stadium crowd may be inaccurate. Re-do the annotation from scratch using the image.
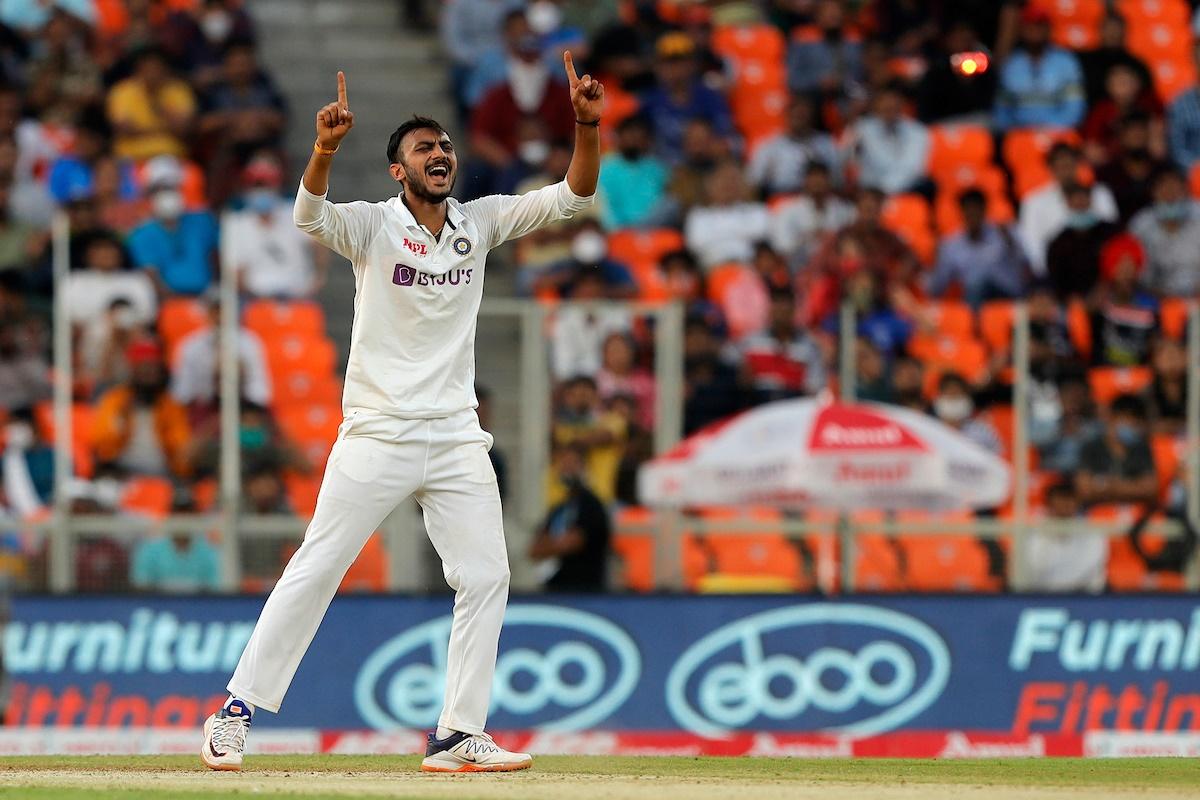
[0,0,1194,595]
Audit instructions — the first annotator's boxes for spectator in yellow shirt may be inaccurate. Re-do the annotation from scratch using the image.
[106,46,196,161]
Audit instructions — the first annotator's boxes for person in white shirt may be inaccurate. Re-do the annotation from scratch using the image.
[1022,479,1107,593]
[769,161,855,267]
[683,160,770,269]
[1018,142,1118,274]
[66,233,157,329]
[746,94,839,197]
[844,83,931,196]
[225,155,326,299]
[203,58,602,775]
[170,294,271,408]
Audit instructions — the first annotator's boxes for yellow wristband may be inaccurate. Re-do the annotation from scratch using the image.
[314,141,339,156]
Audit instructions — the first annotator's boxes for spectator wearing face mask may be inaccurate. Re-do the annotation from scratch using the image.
[1019,144,1118,275]
[597,114,670,229]
[1032,375,1101,474]
[1089,233,1158,368]
[532,220,636,299]
[1129,167,1200,298]
[224,155,324,299]
[126,155,220,295]
[495,116,555,195]
[1022,479,1107,593]
[1078,393,1158,507]
[1045,182,1120,301]
[930,372,1001,454]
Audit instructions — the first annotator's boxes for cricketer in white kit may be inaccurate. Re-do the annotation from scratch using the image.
[201,53,604,774]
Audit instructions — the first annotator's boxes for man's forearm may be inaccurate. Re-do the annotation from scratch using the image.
[302,148,336,196]
[566,122,600,197]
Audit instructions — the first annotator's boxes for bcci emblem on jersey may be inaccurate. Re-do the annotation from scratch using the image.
[452,237,472,256]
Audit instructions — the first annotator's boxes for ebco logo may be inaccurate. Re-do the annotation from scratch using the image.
[666,604,950,736]
[354,605,639,731]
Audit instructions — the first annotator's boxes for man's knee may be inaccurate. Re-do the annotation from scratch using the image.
[457,561,510,597]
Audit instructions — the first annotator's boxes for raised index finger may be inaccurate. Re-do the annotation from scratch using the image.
[337,70,348,109]
[563,51,579,87]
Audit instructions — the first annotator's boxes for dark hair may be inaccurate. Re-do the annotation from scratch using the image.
[1047,142,1079,163]
[804,161,831,178]
[937,371,969,392]
[563,374,598,392]
[616,113,652,135]
[1153,165,1187,187]
[958,188,986,208]
[1046,478,1078,500]
[1111,393,1147,419]
[387,116,450,164]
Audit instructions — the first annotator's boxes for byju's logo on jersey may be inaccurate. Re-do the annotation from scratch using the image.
[392,264,473,288]
[665,604,950,736]
[353,605,640,731]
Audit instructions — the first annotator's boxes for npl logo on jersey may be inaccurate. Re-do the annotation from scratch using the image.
[666,604,950,737]
[353,605,640,731]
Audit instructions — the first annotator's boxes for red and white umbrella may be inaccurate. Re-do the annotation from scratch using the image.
[639,398,1011,510]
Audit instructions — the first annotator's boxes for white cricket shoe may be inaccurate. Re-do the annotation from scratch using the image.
[420,730,533,773]
[201,702,252,771]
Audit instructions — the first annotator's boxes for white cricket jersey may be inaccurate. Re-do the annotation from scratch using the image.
[294,180,593,418]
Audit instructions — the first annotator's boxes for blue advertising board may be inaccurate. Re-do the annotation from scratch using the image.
[4,595,1200,735]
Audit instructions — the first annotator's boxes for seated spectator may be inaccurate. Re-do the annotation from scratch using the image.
[1022,479,1107,593]
[0,177,44,273]
[787,0,864,94]
[769,161,855,267]
[0,322,49,413]
[549,269,632,380]
[854,336,894,404]
[1081,63,1163,165]
[1145,337,1188,436]
[225,154,323,299]
[667,117,732,215]
[464,8,533,109]
[441,0,524,118]
[747,94,838,198]
[1020,144,1118,275]
[3,408,53,513]
[196,39,287,201]
[1089,233,1158,367]
[513,139,589,274]
[840,267,913,357]
[844,82,930,196]
[1078,393,1158,507]
[66,232,156,328]
[994,6,1086,131]
[640,32,732,163]
[106,46,196,161]
[890,354,927,413]
[740,289,825,403]
[1079,15,1153,107]
[48,124,133,206]
[916,21,997,123]
[1166,78,1200,170]
[529,441,610,592]
[127,156,220,295]
[930,372,1001,453]
[1027,283,1081,380]
[131,531,221,593]
[92,156,151,234]
[1129,168,1200,298]
[160,0,258,90]
[1045,182,1121,301]
[79,298,140,391]
[597,114,669,230]
[69,477,130,593]
[930,188,1026,306]
[1095,113,1169,224]
[533,220,637,299]
[1033,374,1101,474]
[192,401,306,479]
[243,463,291,514]
[683,160,770,269]
[550,375,626,504]
[170,291,271,409]
[468,25,573,196]
[91,338,192,478]
[495,116,556,195]
[683,314,748,434]
[596,332,654,430]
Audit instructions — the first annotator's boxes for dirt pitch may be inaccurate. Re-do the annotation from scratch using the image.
[0,755,1197,800]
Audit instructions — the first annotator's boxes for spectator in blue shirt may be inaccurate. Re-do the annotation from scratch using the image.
[598,115,670,229]
[786,0,864,94]
[930,189,1027,306]
[994,6,1086,131]
[639,31,733,162]
[845,83,931,195]
[127,156,219,295]
[131,532,221,593]
[1167,85,1200,169]
[48,123,138,205]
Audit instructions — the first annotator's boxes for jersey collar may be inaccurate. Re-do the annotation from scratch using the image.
[391,191,466,237]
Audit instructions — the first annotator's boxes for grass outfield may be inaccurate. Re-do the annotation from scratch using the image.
[0,755,1198,800]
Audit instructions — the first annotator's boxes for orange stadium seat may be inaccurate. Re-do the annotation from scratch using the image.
[277,403,342,468]
[980,300,1016,353]
[34,401,94,479]
[732,84,788,152]
[908,334,989,382]
[881,193,936,264]
[1002,128,1081,197]
[243,300,326,340]
[921,300,975,338]
[1066,298,1093,359]
[934,178,1015,235]
[1037,0,1105,49]
[1116,0,1190,26]
[896,511,999,592]
[1089,504,1185,592]
[1127,22,1193,60]
[607,228,684,271]
[284,472,322,517]
[340,533,388,592]
[1088,366,1153,405]
[158,298,209,365]
[851,510,906,593]
[120,476,173,519]
[192,477,218,512]
[264,335,337,380]
[1147,55,1200,103]
[1151,434,1183,499]
[274,373,342,410]
[613,506,656,592]
[712,24,787,65]
[1160,297,1193,340]
[928,124,994,185]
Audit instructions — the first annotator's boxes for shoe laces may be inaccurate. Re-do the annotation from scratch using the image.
[213,715,249,753]
[468,733,501,754]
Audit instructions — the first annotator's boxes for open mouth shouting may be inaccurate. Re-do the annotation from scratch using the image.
[426,162,451,186]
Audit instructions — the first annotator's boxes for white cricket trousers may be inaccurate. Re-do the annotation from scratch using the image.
[227,409,509,735]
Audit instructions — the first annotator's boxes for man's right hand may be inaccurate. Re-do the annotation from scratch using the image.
[315,71,354,150]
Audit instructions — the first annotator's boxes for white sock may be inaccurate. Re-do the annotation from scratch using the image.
[435,726,455,738]
[225,695,255,715]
